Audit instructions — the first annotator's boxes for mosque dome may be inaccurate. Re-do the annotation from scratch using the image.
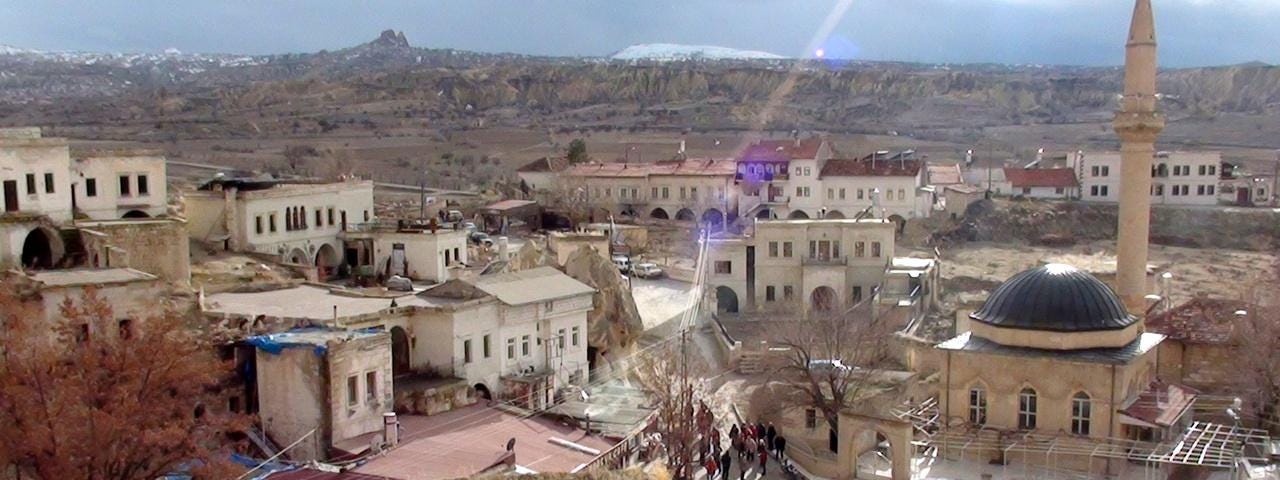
[971,264,1135,333]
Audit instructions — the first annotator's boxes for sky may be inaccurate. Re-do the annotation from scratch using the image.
[0,0,1276,67]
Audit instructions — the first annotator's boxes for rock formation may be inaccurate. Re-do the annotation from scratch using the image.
[561,245,644,364]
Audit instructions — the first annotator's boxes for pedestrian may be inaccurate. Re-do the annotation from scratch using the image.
[775,434,787,461]
[720,449,732,480]
[766,422,777,456]
[757,438,768,475]
[729,423,739,443]
[704,455,718,479]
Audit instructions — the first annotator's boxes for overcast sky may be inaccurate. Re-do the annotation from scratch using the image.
[1,0,1276,67]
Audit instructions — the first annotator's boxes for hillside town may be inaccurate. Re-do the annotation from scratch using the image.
[2,1,1280,480]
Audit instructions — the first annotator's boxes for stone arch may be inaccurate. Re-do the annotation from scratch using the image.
[21,226,64,269]
[824,209,846,219]
[755,208,773,219]
[839,415,913,480]
[314,243,340,277]
[122,209,150,219]
[714,286,739,314]
[810,285,838,312]
[701,208,724,230]
[788,210,810,220]
[675,208,696,222]
[286,248,308,265]
[474,383,492,400]
[649,207,670,220]
[887,214,906,234]
[390,326,410,377]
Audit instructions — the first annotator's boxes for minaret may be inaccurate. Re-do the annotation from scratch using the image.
[1113,0,1164,310]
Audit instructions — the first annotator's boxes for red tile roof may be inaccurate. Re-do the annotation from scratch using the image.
[516,156,569,173]
[819,158,922,178]
[352,404,613,479]
[1146,298,1250,345]
[739,137,824,161]
[1118,381,1198,427]
[563,158,734,178]
[1002,167,1079,188]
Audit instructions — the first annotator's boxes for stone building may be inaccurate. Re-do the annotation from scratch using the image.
[706,218,896,317]
[247,328,393,461]
[935,264,1188,475]
[1145,298,1250,391]
[70,148,169,220]
[339,220,468,283]
[1080,151,1222,205]
[184,176,374,274]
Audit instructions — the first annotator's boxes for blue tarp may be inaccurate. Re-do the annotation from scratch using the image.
[243,327,334,356]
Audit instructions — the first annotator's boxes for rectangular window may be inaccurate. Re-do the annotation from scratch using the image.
[765,286,776,302]
[1207,185,1215,195]
[1018,390,1038,430]
[364,210,370,222]
[871,241,882,257]
[651,187,658,199]
[855,241,865,257]
[1091,166,1099,176]
[557,328,566,350]
[117,319,133,340]
[783,242,793,258]
[1197,185,1205,195]
[1198,165,1207,176]
[572,326,580,346]
[783,285,794,300]
[328,207,335,225]
[255,216,264,235]
[832,241,841,258]
[269,214,277,233]
[661,187,669,199]
[796,186,803,197]
[1055,187,1064,194]
[25,174,36,195]
[1101,166,1110,176]
[1100,185,1109,196]
[795,167,802,177]
[714,261,732,274]
[85,178,97,197]
[366,371,378,403]
[808,240,816,258]
[857,189,864,200]
[839,188,846,200]
[507,337,516,359]
[827,188,834,200]
[521,335,530,356]
[44,172,55,194]
[969,387,987,425]
[852,286,862,303]
[1071,395,1091,436]
[315,209,322,227]
[768,241,778,257]
[483,334,492,358]
[137,174,148,195]
[76,323,90,344]
[804,167,811,176]
[119,175,130,196]
[1209,165,1216,176]
[347,376,359,406]
[605,187,611,198]
[805,408,817,429]
[463,339,473,363]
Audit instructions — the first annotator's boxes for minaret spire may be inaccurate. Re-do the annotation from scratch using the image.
[1113,0,1165,311]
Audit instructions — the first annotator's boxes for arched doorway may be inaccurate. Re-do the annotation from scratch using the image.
[315,244,340,278]
[788,210,811,220]
[714,286,739,314]
[650,207,670,220]
[122,210,150,219]
[825,210,846,219]
[390,326,410,377]
[287,248,308,265]
[701,208,724,230]
[474,383,492,400]
[675,208,696,222]
[756,208,773,219]
[888,214,907,234]
[811,286,837,313]
[21,227,58,269]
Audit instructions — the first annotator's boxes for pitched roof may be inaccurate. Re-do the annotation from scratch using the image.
[563,158,734,178]
[820,158,922,178]
[1118,381,1198,428]
[739,137,824,162]
[1002,167,1079,188]
[927,163,964,185]
[474,266,594,305]
[1145,298,1250,345]
[515,156,569,173]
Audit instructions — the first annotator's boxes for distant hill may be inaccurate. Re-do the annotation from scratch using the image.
[611,43,784,61]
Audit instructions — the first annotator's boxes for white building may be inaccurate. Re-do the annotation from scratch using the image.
[706,218,897,317]
[1002,167,1080,199]
[71,149,168,220]
[185,177,375,272]
[339,221,469,283]
[816,153,929,222]
[204,266,594,411]
[1079,151,1222,205]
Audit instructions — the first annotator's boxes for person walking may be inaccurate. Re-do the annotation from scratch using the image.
[757,438,768,475]
[765,423,777,458]
[720,449,732,480]
[775,434,787,462]
[704,454,718,479]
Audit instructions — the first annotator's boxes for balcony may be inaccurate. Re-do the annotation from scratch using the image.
[802,256,848,266]
[735,171,789,184]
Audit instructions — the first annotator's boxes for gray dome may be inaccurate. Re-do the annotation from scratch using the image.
[971,264,1135,332]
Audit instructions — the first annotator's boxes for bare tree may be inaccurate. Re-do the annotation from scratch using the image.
[768,299,896,444]
[1236,262,1280,432]
[318,148,357,180]
[0,288,247,479]
[634,338,707,480]
[543,175,594,228]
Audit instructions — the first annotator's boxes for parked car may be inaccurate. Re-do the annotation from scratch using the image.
[631,262,664,279]
[807,359,851,377]
[611,255,632,273]
[470,231,492,246]
[461,221,477,232]
[446,210,465,222]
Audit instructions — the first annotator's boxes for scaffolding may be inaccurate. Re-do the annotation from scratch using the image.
[893,398,1274,479]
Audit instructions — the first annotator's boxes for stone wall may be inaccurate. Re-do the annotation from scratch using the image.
[78,219,191,287]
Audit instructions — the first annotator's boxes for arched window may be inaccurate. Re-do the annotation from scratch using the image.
[968,384,987,425]
[1071,392,1091,436]
[1018,388,1038,430]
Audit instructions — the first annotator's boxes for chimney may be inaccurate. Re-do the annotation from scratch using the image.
[383,412,399,447]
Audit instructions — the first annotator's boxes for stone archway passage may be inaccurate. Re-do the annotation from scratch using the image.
[21,228,56,269]
[315,243,341,278]
[788,210,811,220]
[715,286,739,314]
[122,209,150,219]
[650,207,670,220]
[825,210,846,219]
[675,208,696,222]
[474,383,492,400]
[701,208,724,230]
[756,208,773,219]
[287,248,308,265]
[390,326,410,377]
[811,286,837,312]
[888,215,907,234]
